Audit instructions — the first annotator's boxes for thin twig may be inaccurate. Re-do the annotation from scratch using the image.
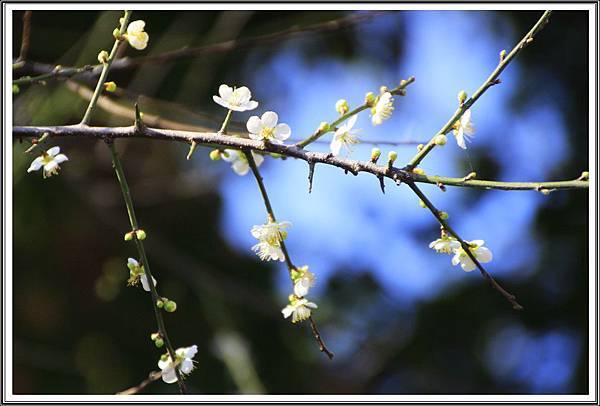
[12,124,588,193]
[245,149,334,359]
[405,10,553,170]
[406,181,523,310]
[13,11,384,84]
[17,11,32,63]
[117,371,162,395]
[295,77,415,149]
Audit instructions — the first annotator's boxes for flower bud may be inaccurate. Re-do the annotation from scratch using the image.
[164,300,177,313]
[135,229,147,240]
[419,199,427,208]
[97,50,109,64]
[124,231,134,241]
[154,338,164,348]
[209,149,221,161]
[379,85,389,94]
[417,144,424,151]
[458,90,468,104]
[335,99,349,115]
[370,148,381,163]
[318,122,330,133]
[156,300,164,308]
[160,353,169,362]
[150,332,160,341]
[12,84,20,94]
[364,92,376,106]
[580,171,589,181]
[413,168,425,175]
[434,134,447,146]
[439,211,449,220]
[104,81,117,92]
[387,151,398,165]
[269,153,283,159]
[112,28,121,39]
[500,49,507,61]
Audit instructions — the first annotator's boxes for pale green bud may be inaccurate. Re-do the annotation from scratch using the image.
[458,90,468,104]
[413,168,425,175]
[112,28,121,39]
[104,81,117,92]
[500,49,507,61]
[434,134,447,146]
[135,229,147,240]
[156,300,164,308]
[387,151,398,165]
[379,85,389,94]
[209,149,221,161]
[370,148,381,163]
[164,300,177,313]
[124,231,134,241]
[154,338,164,348]
[439,211,449,220]
[12,84,19,94]
[364,92,376,106]
[419,199,427,208]
[335,99,349,115]
[318,122,330,132]
[417,144,424,151]
[150,332,160,341]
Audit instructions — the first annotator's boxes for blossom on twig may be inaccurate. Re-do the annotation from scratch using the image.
[247,111,291,144]
[158,345,198,384]
[213,85,258,112]
[27,146,68,178]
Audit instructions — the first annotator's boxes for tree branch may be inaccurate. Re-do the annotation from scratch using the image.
[406,181,523,310]
[12,124,588,193]
[117,371,162,395]
[405,10,553,170]
[17,11,32,63]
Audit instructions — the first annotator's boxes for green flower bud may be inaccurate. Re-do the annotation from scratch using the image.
[387,151,398,164]
[150,332,160,341]
[364,92,376,106]
[104,81,117,92]
[335,99,349,115]
[434,134,447,146]
[370,148,381,163]
[112,28,121,39]
[124,231,134,241]
[413,168,425,175]
[164,300,177,313]
[209,149,221,161]
[154,338,164,348]
[156,300,164,308]
[580,171,589,181]
[12,84,20,94]
[417,144,424,151]
[458,90,468,104]
[160,353,169,362]
[379,85,389,94]
[500,49,507,61]
[419,199,427,208]
[439,211,449,220]
[318,122,330,133]
[135,229,147,240]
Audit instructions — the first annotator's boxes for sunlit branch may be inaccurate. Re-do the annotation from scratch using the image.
[117,371,162,395]
[12,124,588,193]
[405,10,553,170]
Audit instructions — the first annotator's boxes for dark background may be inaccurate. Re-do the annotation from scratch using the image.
[11,9,590,394]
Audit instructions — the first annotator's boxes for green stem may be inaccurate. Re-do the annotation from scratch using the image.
[13,64,96,86]
[295,77,415,149]
[219,110,233,134]
[80,10,131,125]
[405,10,552,170]
[108,142,188,394]
[406,181,523,310]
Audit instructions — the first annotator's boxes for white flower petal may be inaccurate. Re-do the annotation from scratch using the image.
[180,359,194,374]
[27,157,44,172]
[231,160,249,176]
[246,116,262,134]
[127,20,145,34]
[54,154,68,164]
[46,146,60,157]
[183,345,198,359]
[476,247,493,263]
[140,274,157,292]
[330,138,343,156]
[282,306,294,318]
[218,84,233,99]
[213,96,231,110]
[261,111,278,128]
[252,152,264,167]
[245,101,259,111]
[346,114,358,129]
[161,367,178,384]
[274,123,291,141]
[455,128,467,149]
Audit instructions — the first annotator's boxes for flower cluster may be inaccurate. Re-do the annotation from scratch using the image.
[158,345,198,384]
[430,234,492,272]
[250,220,291,262]
[281,266,318,323]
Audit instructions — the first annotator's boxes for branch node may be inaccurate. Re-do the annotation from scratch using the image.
[134,101,145,133]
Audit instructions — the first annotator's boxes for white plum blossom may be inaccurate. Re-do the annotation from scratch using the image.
[452,109,475,149]
[429,236,461,254]
[125,20,149,50]
[251,220,291,262]
[213,85,258,112]
[127,258,157,292]
[158,345,198,384]
[27,146,69,178]
[330,114,359,156]
[371,92,394,125]
[282,297,318,323]
[292,265,316,298]
[246,111,291,144]
[451,239,493,272]
[220,149,264,176]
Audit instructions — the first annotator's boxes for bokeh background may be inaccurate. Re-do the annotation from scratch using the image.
[12,9,590,394]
